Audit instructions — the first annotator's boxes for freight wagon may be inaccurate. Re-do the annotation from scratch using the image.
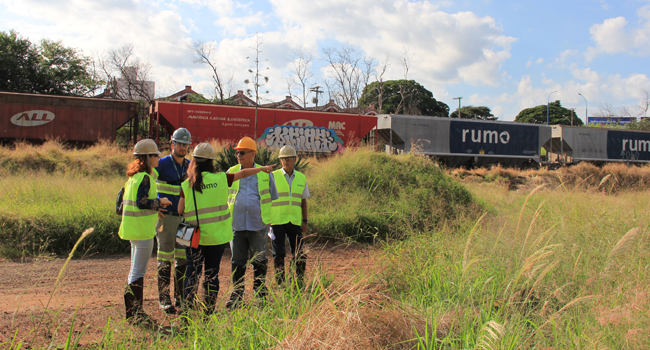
[376,114,552,167]
[149,101,378,154]
[549,125,650,164]
[1,92,139,145]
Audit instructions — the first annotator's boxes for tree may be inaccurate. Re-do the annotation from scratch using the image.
[358,80,449,117]
[626,118,650,131]
[286,46,314,108]
[0,30,102,96]
[191,40,235,104]
[322,44,375,111]
[244,33,269,139]
[450,106,496,120]
[98,44,154,101]
[514,101,584,126]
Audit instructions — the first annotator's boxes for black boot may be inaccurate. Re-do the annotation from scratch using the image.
[253,261,268,300]
[273,256,285,286]
[126,278,156,328]
[295,257,307,287]
[124,282,137,320]
[173,264,186,310]
[157,261,176,314]
[225,264,245,310]
[204,291,218,316]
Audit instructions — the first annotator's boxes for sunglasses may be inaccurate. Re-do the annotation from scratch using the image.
[149,154,159,158]
[236,151,253,156]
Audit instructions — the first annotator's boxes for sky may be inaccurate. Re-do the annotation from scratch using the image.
[1,0,649,122]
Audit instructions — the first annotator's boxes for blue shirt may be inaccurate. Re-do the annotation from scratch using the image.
[232,165,279,231]
[155,155,189,214]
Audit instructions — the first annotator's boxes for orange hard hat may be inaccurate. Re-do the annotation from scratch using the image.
[236,137,257,152]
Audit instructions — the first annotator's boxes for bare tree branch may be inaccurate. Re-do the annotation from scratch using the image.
[322,44,375,111]
[286,46,314,108]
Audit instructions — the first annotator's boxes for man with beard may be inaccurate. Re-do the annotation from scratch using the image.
[154,127,192,314]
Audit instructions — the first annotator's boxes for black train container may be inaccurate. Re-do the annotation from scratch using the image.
[377,114,552,167]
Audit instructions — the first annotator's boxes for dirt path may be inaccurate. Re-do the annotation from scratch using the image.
[0,242,378,348]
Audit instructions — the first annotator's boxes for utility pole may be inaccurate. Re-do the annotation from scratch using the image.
[453,97,462,118]
[310,86,323,107]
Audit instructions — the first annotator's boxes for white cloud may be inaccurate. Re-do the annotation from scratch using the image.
[585,5,650,60]
[213,12,266,37]
[270,0,516,87]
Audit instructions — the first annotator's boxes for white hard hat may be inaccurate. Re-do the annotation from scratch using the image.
[133,139,161,155]
[278,145,297,158]
[192,142,216,161]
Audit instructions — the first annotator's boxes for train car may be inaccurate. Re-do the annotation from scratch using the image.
[376,114,552,167]
[1,92,139,144]
[550,125,650,164]
[149,101,377,154]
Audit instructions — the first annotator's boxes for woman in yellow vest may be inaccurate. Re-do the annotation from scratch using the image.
[178,143,275,314]
[119,139,172,327]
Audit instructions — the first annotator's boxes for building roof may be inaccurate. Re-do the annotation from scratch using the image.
[226,90,257,106]
[260,95,303,109]
[161,85,201,102]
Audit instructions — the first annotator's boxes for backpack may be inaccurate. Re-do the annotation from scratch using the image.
[116,187,125,215]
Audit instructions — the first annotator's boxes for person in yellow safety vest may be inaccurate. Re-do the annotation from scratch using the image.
[118,139,172,328]
[177,143,276,315]
[225,136,280,310]
[154,127,191,314]
[270,145,310,286]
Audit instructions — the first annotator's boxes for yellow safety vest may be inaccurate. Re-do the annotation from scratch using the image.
[181,172,233,246]
[227,164,273,224]
[118,172,158,241]
[271,170,306,225]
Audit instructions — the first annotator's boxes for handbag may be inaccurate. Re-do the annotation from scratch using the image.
[175,187,201,249]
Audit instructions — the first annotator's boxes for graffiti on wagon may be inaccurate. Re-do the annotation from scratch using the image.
[260,124,344,154]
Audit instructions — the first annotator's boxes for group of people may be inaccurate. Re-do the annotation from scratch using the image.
[117,128,310,326]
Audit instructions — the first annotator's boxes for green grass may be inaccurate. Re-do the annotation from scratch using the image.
[308,148,480,241]
[0,172,127,258]
[380,183,650,348]
[3,142,650,348]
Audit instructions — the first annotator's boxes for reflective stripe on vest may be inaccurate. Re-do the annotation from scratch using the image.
[181,172,233,245]
[118,172,158,241]
[157,180,182,196]
[271,169,305,226]
[227,164,273,224]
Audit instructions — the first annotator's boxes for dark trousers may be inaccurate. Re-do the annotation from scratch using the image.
[184,243,228,301]
[271,223,305,260]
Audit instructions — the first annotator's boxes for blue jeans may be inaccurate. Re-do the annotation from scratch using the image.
[184,243,228,300]
[230,229,268,267]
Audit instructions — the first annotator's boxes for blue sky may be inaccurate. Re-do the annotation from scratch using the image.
[1,0,649,121]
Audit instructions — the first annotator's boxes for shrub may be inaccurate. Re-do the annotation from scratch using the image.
[308,148,479,241]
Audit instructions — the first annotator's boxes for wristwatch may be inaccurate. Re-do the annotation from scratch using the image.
[302,219,309,223]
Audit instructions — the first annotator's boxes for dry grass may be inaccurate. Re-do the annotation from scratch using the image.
[276,277,435,350]
[452,162,650,194]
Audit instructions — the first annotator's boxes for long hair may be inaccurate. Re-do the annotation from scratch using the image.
[126,155,152,177]
[187,158,216,193]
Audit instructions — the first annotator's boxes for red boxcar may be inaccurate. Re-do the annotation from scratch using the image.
[150,101,377,154]
[1,92,138,144]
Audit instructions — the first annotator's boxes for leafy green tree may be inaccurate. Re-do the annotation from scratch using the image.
[514,101,584,126]
[359,79,449,117]
[626,118,650,131]
[449,105,496,120]
[0,30,102,96]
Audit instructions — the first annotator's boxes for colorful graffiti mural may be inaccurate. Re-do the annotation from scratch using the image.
[260,124,344,154]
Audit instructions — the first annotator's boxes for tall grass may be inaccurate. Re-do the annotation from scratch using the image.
[308,148,480,241]
[0,172,127,258]
[380,183,650,348]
